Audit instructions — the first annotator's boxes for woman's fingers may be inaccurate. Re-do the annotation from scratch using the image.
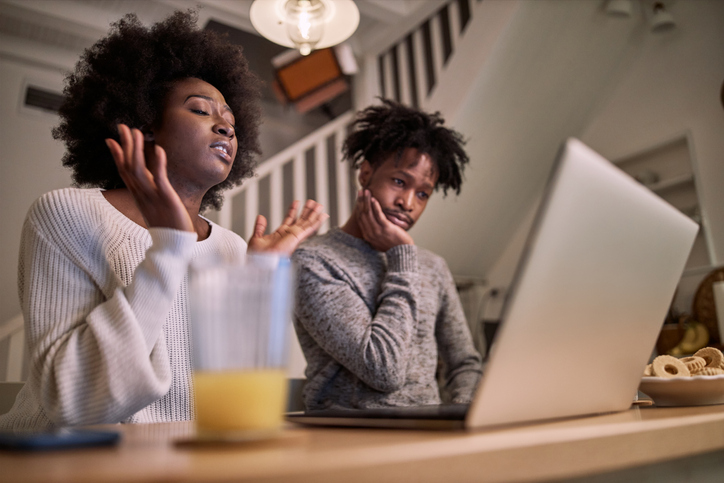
[149,144,174,197]
[112,124,161,199]
[105,138,123,167]
[248,200,328,255]
[299,207,327,234]
[301,201,323,223]
[253,215,268,239]
[298,199,317,221]
[118,124,135,171]
[282,200,325,230]
[104,124,193,233]
[109,125,139,179]
[276,200,322,232]
[281,200,300,227]
[108,125,162,204]
[131,128,145,176]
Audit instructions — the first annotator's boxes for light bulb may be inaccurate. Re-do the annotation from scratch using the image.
[651,2,676,33]
[285,0,326,56]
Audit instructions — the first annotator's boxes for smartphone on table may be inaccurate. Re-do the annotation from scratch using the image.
[0,428,120,451]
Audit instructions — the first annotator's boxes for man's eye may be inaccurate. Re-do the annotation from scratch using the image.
[393,178,404,186]
[418,192,429,200]
[191,109,208,115]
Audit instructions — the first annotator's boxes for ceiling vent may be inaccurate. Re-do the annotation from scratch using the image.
[24,86,64,113]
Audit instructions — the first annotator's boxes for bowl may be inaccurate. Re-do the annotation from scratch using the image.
[639,375,724,407]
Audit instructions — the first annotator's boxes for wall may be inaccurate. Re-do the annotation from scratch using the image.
[581,0,724,266]
[411,0,723,286]
[411,0,642,280]
[477,0,724,321]
[0,58,70,324]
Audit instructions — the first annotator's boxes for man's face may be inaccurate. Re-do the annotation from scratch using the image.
[359,148,438,231]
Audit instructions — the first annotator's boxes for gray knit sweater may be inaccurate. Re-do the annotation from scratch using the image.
[0,188,246,430]
[293,228,482,410]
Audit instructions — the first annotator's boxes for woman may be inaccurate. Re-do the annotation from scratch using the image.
[0,11,326,430]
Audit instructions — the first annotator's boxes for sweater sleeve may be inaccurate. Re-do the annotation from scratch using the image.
[18,211,197,427]
[434,261,483,403]
[294,245,419,392]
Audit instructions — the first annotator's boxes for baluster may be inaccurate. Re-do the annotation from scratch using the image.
[458,0,473,34]
[412,29,429,106]
[397,37,412,107]
[448,0,460,54]
[293,151,306,203]
[404,34,419,108]
[390,44,401,102]
[377,54,387,99]
[384,50,396,102]
[219,193,233,230]
[270,166,283,229]
[314,139,330,233]
[244,179,259,241]
[431,8,445,79]
[335,126,351,225]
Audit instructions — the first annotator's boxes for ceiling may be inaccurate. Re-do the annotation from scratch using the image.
[0,0,452,156]
[0,0,448,65]
[0,0,457,161]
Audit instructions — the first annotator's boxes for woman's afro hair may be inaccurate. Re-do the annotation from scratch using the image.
[52,10,262,211]
[342,99,469,196]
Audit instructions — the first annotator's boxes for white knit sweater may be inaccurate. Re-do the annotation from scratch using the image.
[0,188,246,430]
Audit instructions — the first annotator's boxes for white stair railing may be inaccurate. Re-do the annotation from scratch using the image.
[367,0,481,110]
[219,111,355,240]
[219,0,492,242]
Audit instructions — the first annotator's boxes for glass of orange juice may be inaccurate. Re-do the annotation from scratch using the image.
[189,254,293,439]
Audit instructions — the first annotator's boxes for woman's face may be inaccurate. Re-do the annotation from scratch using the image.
[150,77,237,196]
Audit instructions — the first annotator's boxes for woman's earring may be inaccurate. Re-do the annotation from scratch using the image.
[143,132,154,142]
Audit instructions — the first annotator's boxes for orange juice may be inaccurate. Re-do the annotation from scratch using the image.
[193,369,288,432]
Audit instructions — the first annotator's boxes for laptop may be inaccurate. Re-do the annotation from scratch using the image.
[287,138,699,430]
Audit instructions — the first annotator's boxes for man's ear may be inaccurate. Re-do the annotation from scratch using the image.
[358,160,372,187]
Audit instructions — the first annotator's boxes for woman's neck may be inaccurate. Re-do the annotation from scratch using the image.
[102,188,210,240]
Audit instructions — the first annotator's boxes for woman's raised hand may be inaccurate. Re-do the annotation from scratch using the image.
[248,200,328,255]
[105,124,194,233]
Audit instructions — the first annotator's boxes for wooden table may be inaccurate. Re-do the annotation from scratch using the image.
[3,404,724,483]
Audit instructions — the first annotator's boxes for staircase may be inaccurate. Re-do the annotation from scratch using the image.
[214,1,502,374]
[219,0,498,238]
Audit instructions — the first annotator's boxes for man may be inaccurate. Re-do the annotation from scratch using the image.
[293,99,482,410]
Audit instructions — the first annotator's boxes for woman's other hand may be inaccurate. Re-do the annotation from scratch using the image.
[248,200,328,255]
[106,124,194,233]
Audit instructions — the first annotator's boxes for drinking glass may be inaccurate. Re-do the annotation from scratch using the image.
[189,254,293,438]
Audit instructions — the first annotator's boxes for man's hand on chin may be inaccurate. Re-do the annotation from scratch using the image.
[356,190,414,252]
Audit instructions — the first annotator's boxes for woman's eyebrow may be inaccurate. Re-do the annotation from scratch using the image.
[184,94,233,114]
